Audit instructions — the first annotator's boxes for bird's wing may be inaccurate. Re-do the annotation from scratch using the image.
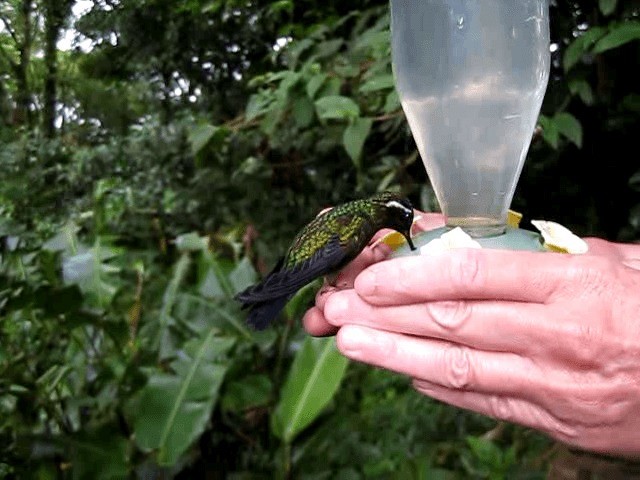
[235,235,345,304]
[245,295,291,330]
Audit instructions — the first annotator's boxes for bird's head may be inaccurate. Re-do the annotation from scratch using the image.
[371,192,417,251]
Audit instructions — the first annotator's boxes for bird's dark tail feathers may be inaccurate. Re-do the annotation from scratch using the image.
[245,295,290,330]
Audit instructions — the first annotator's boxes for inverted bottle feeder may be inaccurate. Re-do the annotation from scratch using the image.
[390,0,551,253]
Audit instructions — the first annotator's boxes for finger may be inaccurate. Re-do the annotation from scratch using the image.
[302,306,338,337]
[354,248,592,305]
[623,258,640,270]
[336,325,630,449]
[314,283,339,312]
[325,291,628,370]
[413,212,446,233]
[335,325,544,399]
[324,290,549,355]
[312,242,389,314]
[584,237,621,259]
[332,240,391,288]
[412,380,578,444]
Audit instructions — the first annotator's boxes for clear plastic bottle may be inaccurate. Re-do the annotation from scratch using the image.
[391,0,550,237]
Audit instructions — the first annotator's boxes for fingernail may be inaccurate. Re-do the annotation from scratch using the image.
[413,379,437,394]
[370,242,392,262]
[324,293,349,324]
[336,326,371,359]
[355,268,378,296]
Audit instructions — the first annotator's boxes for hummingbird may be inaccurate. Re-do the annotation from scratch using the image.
[235,191,417,329]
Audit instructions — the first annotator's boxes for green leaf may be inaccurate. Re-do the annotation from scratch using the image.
[198,267,225,300]
[188,124,217,155]
[306,73,328,99]
[397,456,458,480]
[67,428,129,480]
[563,27,606,72]
[360,73,395,93]
[228,256,258,294]
[174,232,208,252]
[537,115,559,149]
[155,254,191,355]
[554,112,583,148]
[378,170,397,192]
[563,38,585,73]
[293,95,316,128]
[317,77,342,99]
[343,117,373,168]
[201,252,236,299]
[312,39,343,60]
[272,337,349,443]
[246,93,271,121]
[283,281,319,320]
[538,113,582,149]
[62,238,121,308]
[43,222,80,253]
[315,96,360,121]
[259,99,286,136]
[93,178,116,202]
[133,330,234,466]
[37,365,73,395]
[594,22,640,53]
[384,90,401,114]
[354,29,391,56]
[276,71,302,97]
[269,0,293,15]
[201,2,222,14]
[221,374,272,412]
[466,436,506,471]
[568,79,595,105]
[286,38,314,69]
[599,0,617,15]
[334,63,360,78]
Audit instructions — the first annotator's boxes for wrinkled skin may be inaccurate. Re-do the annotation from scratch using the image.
[303,212,640,459]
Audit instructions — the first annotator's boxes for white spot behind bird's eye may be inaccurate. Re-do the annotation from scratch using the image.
[385,200,412,216]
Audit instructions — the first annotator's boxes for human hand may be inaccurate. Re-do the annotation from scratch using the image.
[302,212,446,336]
[311,238,640,457]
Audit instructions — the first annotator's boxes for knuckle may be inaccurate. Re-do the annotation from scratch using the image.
[560,255,614,299]
[581,379,635,425]
[448,249,486,292]
[530,267,562,298]
[426,301,472,331]
[396,261,415,293]
[545,419,579,443]
[487,395,580,443]
[565,323,605,368]
[575,264,610,297]
[562,319,614,369]
[381,334,400,359]
[488,395,516,422]
[442,345,474,389]
[527,402,580,442]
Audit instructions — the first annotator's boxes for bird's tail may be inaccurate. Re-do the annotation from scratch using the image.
[245,295,290,330]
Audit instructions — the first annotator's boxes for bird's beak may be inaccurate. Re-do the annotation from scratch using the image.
[403,230,416,251]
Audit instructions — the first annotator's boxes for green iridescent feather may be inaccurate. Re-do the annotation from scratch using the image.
[285,200,376,267]
[235,191,416,329]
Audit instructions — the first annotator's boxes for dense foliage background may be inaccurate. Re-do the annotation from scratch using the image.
[1,0,639,478]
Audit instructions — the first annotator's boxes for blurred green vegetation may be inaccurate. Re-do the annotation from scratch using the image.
[0,0,638,478]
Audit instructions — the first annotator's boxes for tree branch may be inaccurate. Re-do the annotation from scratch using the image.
[0,15,20,46]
